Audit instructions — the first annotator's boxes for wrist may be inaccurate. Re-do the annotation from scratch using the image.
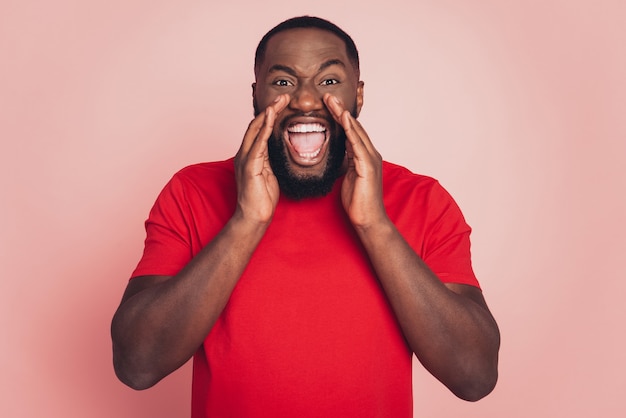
[353,213,394,240]
[229,209,272,239]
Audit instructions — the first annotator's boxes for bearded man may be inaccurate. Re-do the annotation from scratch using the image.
[112,16,500,418]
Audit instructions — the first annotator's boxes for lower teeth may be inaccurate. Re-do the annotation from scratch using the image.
[299,148,321,159]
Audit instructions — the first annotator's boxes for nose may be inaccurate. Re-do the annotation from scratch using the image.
[289,81,323,113]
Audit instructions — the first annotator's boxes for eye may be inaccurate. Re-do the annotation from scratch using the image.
[320,79,340,86]
[273,79,293,87]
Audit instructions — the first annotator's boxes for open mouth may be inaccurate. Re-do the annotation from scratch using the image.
[284,122,329,164]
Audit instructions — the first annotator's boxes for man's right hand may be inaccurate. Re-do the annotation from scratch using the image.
[234,94,289,225]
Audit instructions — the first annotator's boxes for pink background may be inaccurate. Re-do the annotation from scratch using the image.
[1,1,625,416]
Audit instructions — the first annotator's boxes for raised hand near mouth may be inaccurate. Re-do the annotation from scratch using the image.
[234,94,289,225]
[323,93,388,230]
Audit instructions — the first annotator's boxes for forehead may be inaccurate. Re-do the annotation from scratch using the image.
[260,28,350,72]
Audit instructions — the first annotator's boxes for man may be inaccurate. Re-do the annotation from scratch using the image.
[111,16,500,417]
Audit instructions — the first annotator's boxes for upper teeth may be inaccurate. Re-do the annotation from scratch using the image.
[287,123,326,133]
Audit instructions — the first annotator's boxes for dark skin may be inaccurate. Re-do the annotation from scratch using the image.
[111,28,500,401]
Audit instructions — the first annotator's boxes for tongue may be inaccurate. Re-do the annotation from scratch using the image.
[289,132,325,153]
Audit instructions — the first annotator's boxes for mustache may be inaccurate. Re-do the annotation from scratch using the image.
[279,112,334,128]
[253,98,341,121]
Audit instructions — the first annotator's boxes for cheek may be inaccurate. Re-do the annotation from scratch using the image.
[334,85,358,106]
[333,93,358,116]
[253,87,280,111]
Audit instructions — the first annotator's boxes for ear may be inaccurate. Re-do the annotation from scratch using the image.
[251,82,258,113]
[355,81,364,117]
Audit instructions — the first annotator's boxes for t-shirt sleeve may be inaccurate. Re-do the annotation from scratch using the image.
[421,181,480,288]
[130,174,194,279]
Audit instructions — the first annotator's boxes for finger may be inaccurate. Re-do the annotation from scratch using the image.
[323,93,346,124]
[251,94,290,153]
[254,95,289,151]
[250,105,276,156]
[344,135,356,169]
[238,111,268,157]
[341,112,384,183]
[324,93,378,155]
[322,94,364,150]
[239,95,288,157]
[339,111,368,153]
[268,93,289,115]
[344,113,379,157]
[339,112,368,169]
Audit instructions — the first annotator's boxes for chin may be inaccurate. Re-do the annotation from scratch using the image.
[286,160,329,180]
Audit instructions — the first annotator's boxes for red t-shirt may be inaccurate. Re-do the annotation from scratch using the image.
[132,158,479,417]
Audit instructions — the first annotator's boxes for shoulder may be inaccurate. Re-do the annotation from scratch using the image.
[164,158,236,193]
[173,158,235,184]
[382,161,464,220]
[382,161,441,195]
[152,158,236,208]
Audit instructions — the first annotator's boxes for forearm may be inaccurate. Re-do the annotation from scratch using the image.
[111,214,268,389]
[355,219,500,401]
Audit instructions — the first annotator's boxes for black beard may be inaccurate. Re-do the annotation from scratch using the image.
[267,126,346,200]
[253,100,358,200]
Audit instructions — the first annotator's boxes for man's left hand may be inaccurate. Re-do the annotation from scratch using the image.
[324,93,387,229]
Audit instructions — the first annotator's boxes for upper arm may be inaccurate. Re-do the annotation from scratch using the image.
[119,275,173,305]
[444,283,491,313]
[444,282,499,343]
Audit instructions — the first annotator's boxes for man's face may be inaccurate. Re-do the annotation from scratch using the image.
[253,28,364,200]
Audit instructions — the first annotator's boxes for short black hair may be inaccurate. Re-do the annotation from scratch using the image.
[254,16,360,75]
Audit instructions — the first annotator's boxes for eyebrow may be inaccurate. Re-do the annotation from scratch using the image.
[268,64,297,76]
[319,59,346,72]
[268,59,346,76]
